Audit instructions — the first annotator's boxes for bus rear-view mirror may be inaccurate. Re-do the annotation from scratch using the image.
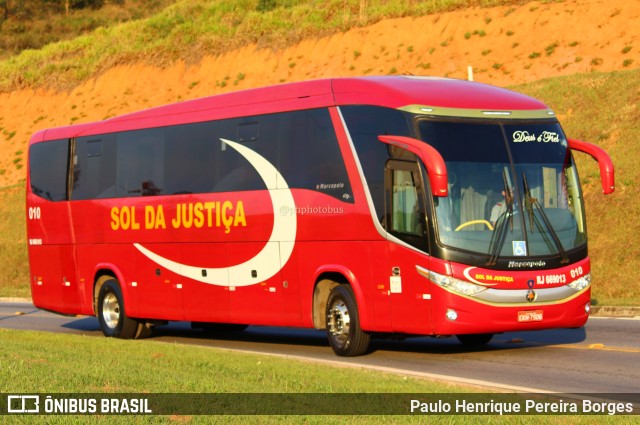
[568,138,615,195]
[378,135,448,197]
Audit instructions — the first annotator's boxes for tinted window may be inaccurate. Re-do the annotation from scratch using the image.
[72,134,117,200]
[216,109,353,200]
[341,106,413,217]
[116,128,165,197]
[278,109,353,202]
[68,108,352,201]
[165,121,219,194]
[29,139,69,201]
[217,116,273,192]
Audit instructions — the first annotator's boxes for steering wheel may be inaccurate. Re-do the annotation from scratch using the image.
[455,220,494,231]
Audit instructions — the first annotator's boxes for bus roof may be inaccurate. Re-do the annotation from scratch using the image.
[31,76,550,143]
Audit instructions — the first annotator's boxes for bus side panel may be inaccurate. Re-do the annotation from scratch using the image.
[74,243,140,317]
[133,244,183,321]
[228,243,284,326]
[59,244,81,313]
[297,241,377,331]
[280,247,302,326]
[181,243,231,324]
[388,243,434,335]
[369,241,392,332]
[27,195,82,315]
[29,245,64,313]
[227,242,303,327]
[29,245,82,315]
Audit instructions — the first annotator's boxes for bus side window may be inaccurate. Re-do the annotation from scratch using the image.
[277,108,354,202]
[238,122,259,143]
[29,139,69,202]
[116,128,166,197]
[72,135,117,200]
[165,121,218,195]
[216,117,270,192]
[385,159,428,252]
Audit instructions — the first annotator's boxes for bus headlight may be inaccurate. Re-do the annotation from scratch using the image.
[568,273,591,291]
[446,309,458,321]
[429,270,488,297]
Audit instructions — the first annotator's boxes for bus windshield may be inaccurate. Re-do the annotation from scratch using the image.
[418,119,586,259]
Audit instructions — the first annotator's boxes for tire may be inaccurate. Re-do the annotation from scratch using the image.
[326,285,371,356]
[456,333,493,346]
[97,279,140,339]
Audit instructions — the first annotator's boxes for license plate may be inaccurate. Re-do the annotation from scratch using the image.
[518,310,543,322]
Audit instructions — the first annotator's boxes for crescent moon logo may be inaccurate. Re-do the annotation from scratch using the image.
[134,138,297,287]
[462,267,498,286]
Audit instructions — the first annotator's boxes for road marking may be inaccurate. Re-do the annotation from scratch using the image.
[550,343,640,354]
[497,338,640,353]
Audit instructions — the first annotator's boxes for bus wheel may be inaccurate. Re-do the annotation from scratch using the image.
[97,279,139,339]
[456,333,493,346]
[326,285,371,356]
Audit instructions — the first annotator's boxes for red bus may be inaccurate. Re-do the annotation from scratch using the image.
[26,77,614,356]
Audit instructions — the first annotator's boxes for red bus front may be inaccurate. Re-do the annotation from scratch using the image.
[339,99,612,345]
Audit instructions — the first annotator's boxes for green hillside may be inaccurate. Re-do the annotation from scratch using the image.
[0,0,177,60]
[0,0,522,92]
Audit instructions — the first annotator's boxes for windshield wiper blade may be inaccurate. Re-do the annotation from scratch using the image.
[521,172,569,264]
[522,172,535,232]
[486,169,513,266]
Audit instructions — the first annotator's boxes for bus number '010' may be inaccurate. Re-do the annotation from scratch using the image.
[28,207,41,220]
[570,266,584,279]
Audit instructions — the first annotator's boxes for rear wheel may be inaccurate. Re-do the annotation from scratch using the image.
[326,285,370,356]
[97,279,140,339]
[456,333,493,346]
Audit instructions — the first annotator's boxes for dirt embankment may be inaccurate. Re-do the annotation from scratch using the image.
[0,0,638,186]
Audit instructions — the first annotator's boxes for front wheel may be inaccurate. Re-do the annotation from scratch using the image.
[97,279,140,339]
[326,285,371,356]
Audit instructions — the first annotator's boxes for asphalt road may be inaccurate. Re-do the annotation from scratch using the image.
[1,301,639,396]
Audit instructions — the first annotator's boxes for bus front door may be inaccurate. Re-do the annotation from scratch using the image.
[385,159,434,334]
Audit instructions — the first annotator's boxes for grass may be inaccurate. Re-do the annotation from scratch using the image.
[0,184,28,298]
[0,0,177,60]
[0,0,525,92]
[4,328,456,394]
[0,328,630,423]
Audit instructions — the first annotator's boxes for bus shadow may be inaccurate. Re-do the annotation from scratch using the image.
[153,324,331,349]
[61,316,101,333]
[60,316,587,355]
[368,327,588,355]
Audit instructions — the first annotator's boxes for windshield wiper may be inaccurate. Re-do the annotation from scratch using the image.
[486,169,513,266]
[521,172,569,264]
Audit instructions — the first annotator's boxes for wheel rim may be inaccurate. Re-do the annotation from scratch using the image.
[102,292,120,330]
[328,299,351,346]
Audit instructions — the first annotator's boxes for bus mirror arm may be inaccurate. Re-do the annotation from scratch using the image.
[378,135,448,197]
[568,138,615,194]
